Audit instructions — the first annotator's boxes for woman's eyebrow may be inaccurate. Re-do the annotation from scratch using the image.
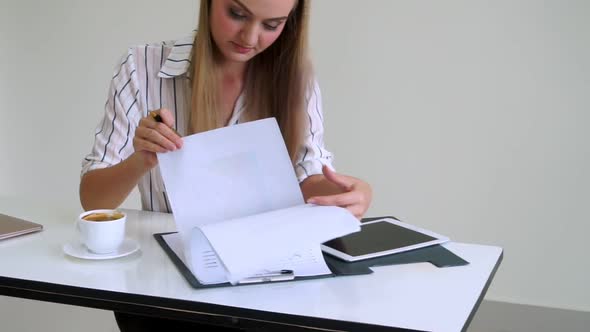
[232,0,289,21]
[265,17,288,23]
[233,0,253,15]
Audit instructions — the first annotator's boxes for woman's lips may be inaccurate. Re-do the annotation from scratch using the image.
[231,42,253,54]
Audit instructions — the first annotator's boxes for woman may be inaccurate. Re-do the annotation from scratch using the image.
[81,0,372,330]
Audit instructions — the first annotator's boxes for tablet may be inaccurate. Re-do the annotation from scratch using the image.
[321,217,449,262]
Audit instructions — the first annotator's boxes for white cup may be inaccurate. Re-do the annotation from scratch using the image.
[78,209,127,254]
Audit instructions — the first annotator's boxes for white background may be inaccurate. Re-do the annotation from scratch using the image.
[0,0,588,330]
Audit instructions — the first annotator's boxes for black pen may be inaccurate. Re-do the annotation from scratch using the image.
[149,111,181,137]
[250,270,293,277]
[265,270,294,276]
[238,270,295,284]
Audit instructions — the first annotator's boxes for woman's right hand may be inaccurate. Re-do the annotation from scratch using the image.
[132,108,183,169]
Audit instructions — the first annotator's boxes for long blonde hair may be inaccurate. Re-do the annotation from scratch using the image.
[189,0,311,162]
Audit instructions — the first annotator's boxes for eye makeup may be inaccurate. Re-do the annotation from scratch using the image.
[227,0,288,31]
[228,7,246,20]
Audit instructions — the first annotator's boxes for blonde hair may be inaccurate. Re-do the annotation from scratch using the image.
[189,0,311,162]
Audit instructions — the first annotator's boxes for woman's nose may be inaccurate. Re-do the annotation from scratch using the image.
[240,23,258,47]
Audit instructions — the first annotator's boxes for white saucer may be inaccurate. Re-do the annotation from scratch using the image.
[63,238,140,260]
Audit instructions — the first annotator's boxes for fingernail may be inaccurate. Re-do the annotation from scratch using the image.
[307,199,317,204]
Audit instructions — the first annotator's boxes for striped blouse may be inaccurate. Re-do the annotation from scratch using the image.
[81,32,334,213]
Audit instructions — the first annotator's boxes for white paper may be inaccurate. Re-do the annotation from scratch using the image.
[161,232,227,285]
[157,118,304,260]
[188,228,227,284]
[157,118,361,285]
[200,204,360,284]
[161,232,185,263]
[250,245,331,277]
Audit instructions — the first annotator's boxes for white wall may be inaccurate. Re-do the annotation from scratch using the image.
[310,0,590,311]
[0,1,588,328]
[0,0,199,209]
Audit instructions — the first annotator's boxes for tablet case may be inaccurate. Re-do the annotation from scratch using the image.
[154,216,469,289]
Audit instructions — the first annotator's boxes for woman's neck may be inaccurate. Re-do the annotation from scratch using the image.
[219,60,247,82]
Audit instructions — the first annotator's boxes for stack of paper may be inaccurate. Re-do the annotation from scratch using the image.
[158,118,360,285]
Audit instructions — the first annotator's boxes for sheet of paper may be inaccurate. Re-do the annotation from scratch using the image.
[249,245,333,277]
[161,232,185,263]
[162,232,228,285]
[161,231,329,285]
[163,232,337,285]
[188,228,228,284]
[199,204,360,284]
[157,118,305,273]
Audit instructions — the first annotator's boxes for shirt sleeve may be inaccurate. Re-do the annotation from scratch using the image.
[294,79,335,183]
[81,49,142,177]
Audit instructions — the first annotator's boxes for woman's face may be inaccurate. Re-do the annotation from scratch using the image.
[210,0,296,64]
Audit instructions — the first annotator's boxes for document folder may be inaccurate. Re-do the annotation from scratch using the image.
[154,216,469,289]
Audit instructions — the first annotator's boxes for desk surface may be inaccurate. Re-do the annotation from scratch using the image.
[0,197,502,332]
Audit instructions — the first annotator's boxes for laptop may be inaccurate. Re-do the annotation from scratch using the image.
[0,213,43,240]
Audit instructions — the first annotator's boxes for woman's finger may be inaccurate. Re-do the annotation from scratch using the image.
[158,108,175,127]
[133,136,167,153]
[155,122,183,149]
[346,204,365,220]
[346,205,363,219]
[307,191,360,207]
[322,165,354,191]
[135,126,176,151]
[139,116,157,130]
[147,109,182,148]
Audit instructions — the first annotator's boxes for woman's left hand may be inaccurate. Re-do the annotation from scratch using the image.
[307,165,373,219]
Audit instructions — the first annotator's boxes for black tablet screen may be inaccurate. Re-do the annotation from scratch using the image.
[323,220,437,257]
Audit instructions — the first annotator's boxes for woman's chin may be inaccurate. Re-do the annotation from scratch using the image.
[221,49,256,63]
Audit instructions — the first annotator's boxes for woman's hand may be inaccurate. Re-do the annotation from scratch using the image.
[132,108,183,169]
[307,165,373,219]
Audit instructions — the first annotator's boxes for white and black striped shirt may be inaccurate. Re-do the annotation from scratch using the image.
[81,32,333,213]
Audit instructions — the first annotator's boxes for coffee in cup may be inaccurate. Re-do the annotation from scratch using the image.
[82,212,125,222]
[78,209,127,254]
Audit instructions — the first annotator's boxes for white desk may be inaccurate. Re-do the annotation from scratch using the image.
[0,197,502,332]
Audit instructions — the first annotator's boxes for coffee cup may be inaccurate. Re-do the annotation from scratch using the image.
[78,209,127,254]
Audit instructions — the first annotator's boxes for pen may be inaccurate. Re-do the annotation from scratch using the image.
[149,111,181,136]
[238,270,295,284]
[257,269,293,276]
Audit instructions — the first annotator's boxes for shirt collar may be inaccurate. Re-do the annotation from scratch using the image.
[158,31,196,79]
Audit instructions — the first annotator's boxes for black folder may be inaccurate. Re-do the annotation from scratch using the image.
[154,216,469,289]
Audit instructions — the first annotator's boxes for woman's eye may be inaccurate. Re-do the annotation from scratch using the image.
[229,8,246,20]
[263,23,279,31]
